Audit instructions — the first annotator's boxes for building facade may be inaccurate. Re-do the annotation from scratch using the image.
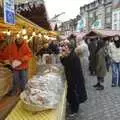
[80,0,112,31]
[60,15,80,36]
[112,0,120,30]
[60,0,113,34]
[59,0,120,34]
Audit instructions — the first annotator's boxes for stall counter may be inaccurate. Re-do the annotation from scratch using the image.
[5,82,67,120]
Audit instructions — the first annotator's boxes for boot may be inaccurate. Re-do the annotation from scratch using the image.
[93,83,100,88]
[96,84,104,90]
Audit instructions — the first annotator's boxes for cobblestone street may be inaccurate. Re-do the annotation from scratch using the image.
[74,71,120,120]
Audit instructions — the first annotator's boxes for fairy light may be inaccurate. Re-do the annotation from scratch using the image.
[22,27,27,35]
[16,34,20,38]
[7,30,11,36]
[23,35,28,40]
[38,33,42,38]
[32,32,36,36]
[44,35,49,40]
[3,31,7,34]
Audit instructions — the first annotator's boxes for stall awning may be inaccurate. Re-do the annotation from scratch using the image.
[85,29,120,38]
[73,32,86,38]
[0,13,47,33]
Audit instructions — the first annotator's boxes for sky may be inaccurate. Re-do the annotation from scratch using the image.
[45,0,95,22]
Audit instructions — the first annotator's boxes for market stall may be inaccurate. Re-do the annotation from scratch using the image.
[0,13,42,99]
[0,9,67,120]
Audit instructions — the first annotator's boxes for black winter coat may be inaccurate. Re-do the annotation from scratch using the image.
[61,51,87,104]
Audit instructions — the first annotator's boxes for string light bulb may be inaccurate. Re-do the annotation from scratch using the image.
[7,30,11,36]
[3,31,7,34]
[22,27,27,35]
[32,32,36,36]
[16,34,20,38]
[44,35,49,40]
[23,35,28,40]
[38,33,42,38]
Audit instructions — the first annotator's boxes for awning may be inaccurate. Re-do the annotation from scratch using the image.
[85,29,120,38]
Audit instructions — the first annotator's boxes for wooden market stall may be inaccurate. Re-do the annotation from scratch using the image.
[0,14,67,120]
[0,13,40,119]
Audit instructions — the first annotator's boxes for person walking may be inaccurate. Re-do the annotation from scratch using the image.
[75,39,90,81]
[60,43,87,118]
[109,35,120,87]
[88,39,97,75]
[93,40,107,90]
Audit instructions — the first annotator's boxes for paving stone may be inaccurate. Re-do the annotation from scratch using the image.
[66,71,120,120]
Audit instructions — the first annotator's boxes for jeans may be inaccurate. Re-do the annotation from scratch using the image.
[11,70,28,92]
[111,62,120,86]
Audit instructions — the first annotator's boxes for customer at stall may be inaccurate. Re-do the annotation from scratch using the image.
[60,43,87,118]
[3,35,32,95]
[93,40,107,90]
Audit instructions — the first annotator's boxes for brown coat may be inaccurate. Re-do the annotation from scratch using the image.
[96,48,107,77]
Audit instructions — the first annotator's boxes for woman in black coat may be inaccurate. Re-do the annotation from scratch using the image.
[60,44,87,116]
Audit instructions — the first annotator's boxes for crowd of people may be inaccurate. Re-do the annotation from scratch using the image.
[59,34,120,119]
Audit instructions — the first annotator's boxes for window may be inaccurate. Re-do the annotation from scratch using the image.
[114,13,117,22]
[106,7,111,13]
[114,24,117,30]
[106,17,111,24]
[119,13,120,29]
[105,0,112,3]
[89,13,93,18]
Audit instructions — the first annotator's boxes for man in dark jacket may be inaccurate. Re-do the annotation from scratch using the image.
[60,44,87,118]
[88,39,97,75]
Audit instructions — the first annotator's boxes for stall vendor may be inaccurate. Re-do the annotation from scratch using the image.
[3,35,32,95]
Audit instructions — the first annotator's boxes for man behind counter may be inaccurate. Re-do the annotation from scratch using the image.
[1,35,32,96]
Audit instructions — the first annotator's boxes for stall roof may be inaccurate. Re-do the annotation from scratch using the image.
[85,29,120,38]
[0,13,46,33]
[15,0,51,30]
[73,32,86,38]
